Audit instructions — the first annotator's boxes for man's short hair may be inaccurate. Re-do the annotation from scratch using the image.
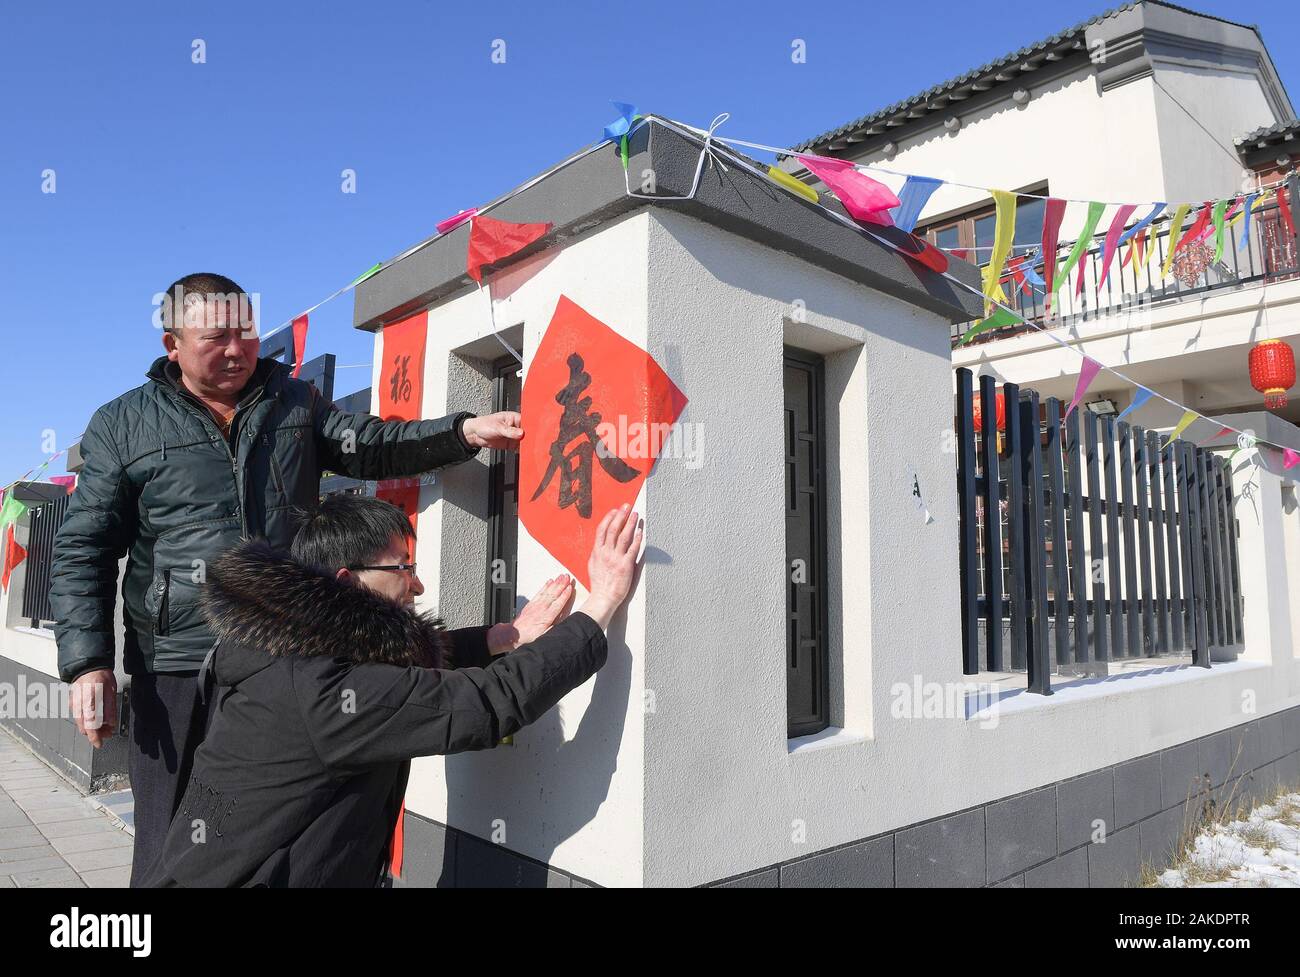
[290,493,415,574]
[160,272,249,336]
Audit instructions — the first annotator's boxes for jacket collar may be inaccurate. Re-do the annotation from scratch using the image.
[147,355,283,407]
[201,540,449,681]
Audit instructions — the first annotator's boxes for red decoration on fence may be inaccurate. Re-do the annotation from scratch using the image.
[1249,339,1296,410]
[972,390,1006,432]
[2,526,26,591]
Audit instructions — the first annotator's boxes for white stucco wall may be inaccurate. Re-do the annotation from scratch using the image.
[822,43,1282,249]
[376,200,1300,888]
[638,209,1300,887]
[852,69,1172,240]
[381,213,651,887]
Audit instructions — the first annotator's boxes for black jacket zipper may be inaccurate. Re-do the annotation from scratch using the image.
[163,383,268,539]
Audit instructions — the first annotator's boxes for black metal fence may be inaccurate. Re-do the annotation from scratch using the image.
[955,368,1243,694]
[20,494,71,626]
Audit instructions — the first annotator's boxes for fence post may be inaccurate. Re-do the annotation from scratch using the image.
[1162,440,1185,652]
[1133,426,1155,655]
[956,368,979,675]
[979,373,1004,672]
[1024,389,1052,695]
[1004,383,1027,672]
[1065,405,1089,665]
[1085,411,1109,663]
[1147,431,1170,655]
[1045,399,1070,668]
[1119,421,1140,657]
[1182,441,1210,668]
[1103,416,1125,661]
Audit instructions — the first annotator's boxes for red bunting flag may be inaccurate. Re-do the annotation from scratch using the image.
[467,215,552,283]
[1041,198,1067,312]
[1174,202,1213,253]
[290,314,309,379]
[2,526,26,591]
[1278,186,1295,237]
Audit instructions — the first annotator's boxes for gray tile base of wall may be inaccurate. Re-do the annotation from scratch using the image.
[393,705,1300,887]
[0,655,129,791]
[394,812,598,888]
[713,705,1300,889]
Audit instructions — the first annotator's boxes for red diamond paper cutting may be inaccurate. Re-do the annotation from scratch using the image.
[518,295,687,588]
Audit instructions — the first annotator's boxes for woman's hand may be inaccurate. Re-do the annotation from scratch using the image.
[487,575,575,654]
[580,504,644,631]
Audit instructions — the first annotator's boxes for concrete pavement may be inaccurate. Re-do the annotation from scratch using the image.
[0,725,133,887]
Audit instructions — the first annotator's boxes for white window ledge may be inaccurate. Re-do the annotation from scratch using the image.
[787,726,869,755]
[11,625,55,639]
[965,658,1271,722]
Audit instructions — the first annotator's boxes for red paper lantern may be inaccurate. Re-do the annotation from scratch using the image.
[972,390,1006,432]
[1249,339,1296,410]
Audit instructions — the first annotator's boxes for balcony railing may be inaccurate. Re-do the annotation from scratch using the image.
[952,197,1299,347]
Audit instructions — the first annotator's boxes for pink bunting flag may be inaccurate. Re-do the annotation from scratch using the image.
[1065,357,1103,417]
[1285,448,1300,470]
[798,155,898,227]
[1098,205,1137,287]
[436,208,478,234]
[49,475,76,494]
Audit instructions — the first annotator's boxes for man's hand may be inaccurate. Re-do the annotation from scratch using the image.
[487,575,576,655]
[462,411,524,451]
[69,669,118,748]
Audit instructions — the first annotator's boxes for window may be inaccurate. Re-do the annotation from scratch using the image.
[485,356,522,624]
[920,189,1047,259]
[18,493,70,628]
[784,347,830,738]
[921,189,1048,319]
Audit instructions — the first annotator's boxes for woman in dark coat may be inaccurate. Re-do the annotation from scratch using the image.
[144,493,641,887]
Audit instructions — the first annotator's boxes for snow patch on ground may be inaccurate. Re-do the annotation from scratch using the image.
[1156,793,1300,888]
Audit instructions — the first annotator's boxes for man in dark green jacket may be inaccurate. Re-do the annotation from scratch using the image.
[49,272,523,886]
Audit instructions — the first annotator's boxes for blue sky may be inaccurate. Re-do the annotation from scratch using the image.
[1,0,1297,483]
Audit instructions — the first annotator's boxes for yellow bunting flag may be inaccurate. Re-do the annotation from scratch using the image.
[1159,204,1191,280]
[1161,409,1199,449]
[766,165,820,204]
[982,190,1017,314]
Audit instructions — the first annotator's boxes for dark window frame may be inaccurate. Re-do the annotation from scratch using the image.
[784,346,831,738]
[484,356,522,625]
[917,183,1050,263]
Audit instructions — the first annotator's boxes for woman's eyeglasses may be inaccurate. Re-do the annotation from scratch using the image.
[348,563,417,575]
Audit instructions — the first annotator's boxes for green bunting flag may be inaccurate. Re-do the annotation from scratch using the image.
[0,492,27,534]
[958,305,1023,346]
[351,263,383,287]
[1211,198,1231,263]
[1053,202,1106,298]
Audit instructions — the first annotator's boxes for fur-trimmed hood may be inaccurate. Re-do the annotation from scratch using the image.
[200,539,449,682]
